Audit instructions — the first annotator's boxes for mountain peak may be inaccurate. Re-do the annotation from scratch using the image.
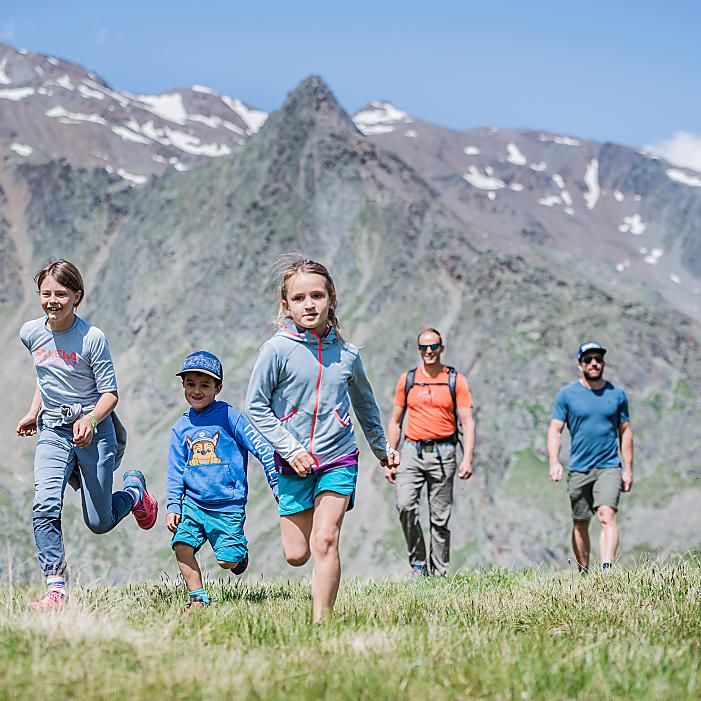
[271,74,357,135]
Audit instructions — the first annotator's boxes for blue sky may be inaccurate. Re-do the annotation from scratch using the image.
[1,1,699,155]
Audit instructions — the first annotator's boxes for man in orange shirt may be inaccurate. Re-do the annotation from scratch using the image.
[385,328,476,577]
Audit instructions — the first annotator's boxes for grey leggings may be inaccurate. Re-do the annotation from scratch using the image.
[32,420,133,575]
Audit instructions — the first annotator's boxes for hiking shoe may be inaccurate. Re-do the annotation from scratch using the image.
[123,469,158,529]
[184,596,210,612]
[29,589,67,610]
[408,564,429,583]
[231,554,249,575]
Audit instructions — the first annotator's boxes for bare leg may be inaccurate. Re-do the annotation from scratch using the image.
[280,509,314,566]
[572,519,591,571]
[597,506,619,564]
[217,560,238,570]
[310,491,350,623]
[173,542,203,591]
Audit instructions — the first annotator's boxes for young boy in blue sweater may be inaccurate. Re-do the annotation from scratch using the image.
[166,351,278,609]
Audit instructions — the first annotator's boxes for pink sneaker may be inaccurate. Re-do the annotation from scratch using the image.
[123,469,158,529]
[29,589,67,610]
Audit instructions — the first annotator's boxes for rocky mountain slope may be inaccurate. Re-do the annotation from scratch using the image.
[0,43,266,181]
[353,102,701,322]
[2,53,700,584]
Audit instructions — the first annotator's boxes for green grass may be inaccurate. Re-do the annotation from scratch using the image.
[1,562,700,700]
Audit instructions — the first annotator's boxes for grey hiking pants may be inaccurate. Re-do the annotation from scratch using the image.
[395,441,457,576]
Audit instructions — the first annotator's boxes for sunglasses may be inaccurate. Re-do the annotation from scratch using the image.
[580,355,604,365]
[418,343,441,352]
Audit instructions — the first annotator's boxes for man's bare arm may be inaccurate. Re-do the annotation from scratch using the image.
[619,421,634,492]
[547,419,565,481]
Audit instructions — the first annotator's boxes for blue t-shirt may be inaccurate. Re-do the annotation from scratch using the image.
[167,400,278,514]
[552,381,630,472]
[20,315,118,428]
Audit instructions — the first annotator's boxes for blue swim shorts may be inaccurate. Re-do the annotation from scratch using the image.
[171,501,247,563]
[278,465,358,516]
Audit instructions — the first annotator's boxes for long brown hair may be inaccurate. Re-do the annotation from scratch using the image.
[274,255,343,341]
[34,259,85,307]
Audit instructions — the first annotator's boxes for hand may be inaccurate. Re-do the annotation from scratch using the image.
[73,416,94,448]
[622,470,633,492]
[549,462,563,482]
[290,451,315,477]
[383,466,396,485]
[380,449,400,469]
[458,457,473,480]
[16,413,38,437]
[166,512,181,533]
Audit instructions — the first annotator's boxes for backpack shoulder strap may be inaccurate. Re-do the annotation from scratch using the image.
[404,367,417,403]
[446,366,457,409]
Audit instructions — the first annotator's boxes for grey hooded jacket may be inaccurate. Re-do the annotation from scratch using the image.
[245,324,390,467]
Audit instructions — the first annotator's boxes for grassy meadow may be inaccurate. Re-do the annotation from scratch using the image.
[1,561,700,700]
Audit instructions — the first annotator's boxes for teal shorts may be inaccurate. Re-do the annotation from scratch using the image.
[171,501,247,563]
[278,465,358,516]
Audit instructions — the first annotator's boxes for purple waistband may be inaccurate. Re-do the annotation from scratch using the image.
[274,449,360,476]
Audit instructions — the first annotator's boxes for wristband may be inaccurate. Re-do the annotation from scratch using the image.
[86,413,98,434]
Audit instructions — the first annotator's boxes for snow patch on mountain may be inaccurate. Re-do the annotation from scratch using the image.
[510,183,524,192]
[45,106,107,126]
[116,168,148,185]
[0,86,35,100]
[538,195,562,207]
[464,146,481,155]
[10,143,32,156]
[618,214,647,235]
[583,159,600,209]
[644,248,663,265]
[78,84,105,101]
[405,129,417,138]
[112,124,151,145]
[462,166,505,190]
[220,96,267,134]
[191,85,215,94]
[506,142,527,165]
[188,113,244,136]
[353,101,412,136]
[539,134,580,146]
[0,57,11,85]
[530,162,546,172]
[83,80,130,107]
[666,169,701,188]
[118,119,232,157]
[614,190,624,202]
[136,93,188,125]
[56,74,74,91]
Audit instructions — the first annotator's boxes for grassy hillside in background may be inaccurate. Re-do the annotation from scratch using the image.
[1,561,700,700]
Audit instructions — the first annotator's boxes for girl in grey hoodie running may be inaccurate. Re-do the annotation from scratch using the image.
[246,258,399,621]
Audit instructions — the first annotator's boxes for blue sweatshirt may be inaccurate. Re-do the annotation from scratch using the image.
[245,324,390,467]
[167,400,278,514]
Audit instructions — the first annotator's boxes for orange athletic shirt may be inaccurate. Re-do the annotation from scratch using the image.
[393,366,473,441]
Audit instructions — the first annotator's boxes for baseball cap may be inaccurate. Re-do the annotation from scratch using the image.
[176,350,223,382]
[577,342,607,361]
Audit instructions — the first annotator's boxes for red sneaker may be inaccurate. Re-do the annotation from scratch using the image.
[123,469,158,529]
[29,589,67,610]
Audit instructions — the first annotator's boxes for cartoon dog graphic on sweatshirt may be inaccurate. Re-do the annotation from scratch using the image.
[187,430,223,465]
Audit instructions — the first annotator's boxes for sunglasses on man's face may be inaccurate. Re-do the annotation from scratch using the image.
[418,343,441,352]
[581,355,604,365]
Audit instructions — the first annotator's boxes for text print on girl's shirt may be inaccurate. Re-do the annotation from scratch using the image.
[35,348,79,367]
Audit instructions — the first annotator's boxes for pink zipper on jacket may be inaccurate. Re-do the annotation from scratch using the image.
[307,328,326,467]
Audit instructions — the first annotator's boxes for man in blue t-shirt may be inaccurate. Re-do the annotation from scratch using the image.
[547,342,634,572]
